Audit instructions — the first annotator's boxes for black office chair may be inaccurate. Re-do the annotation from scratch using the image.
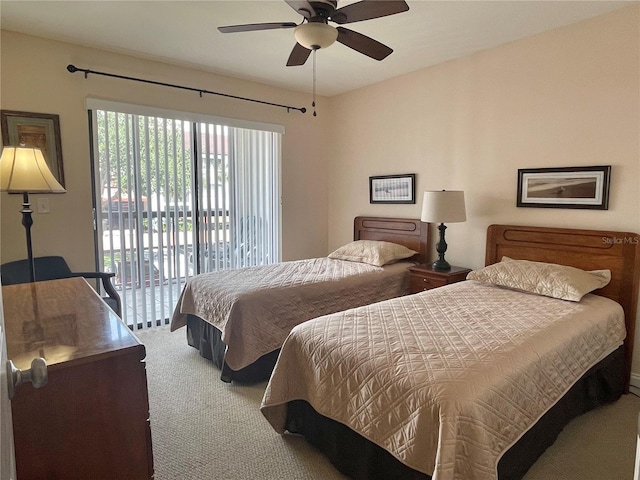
[1,256,122,317]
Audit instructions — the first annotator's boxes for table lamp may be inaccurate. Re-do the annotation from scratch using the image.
[420,190,466,271]
[0,146,66,282]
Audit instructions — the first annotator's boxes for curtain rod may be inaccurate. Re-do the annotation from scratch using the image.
[66,64,307,114]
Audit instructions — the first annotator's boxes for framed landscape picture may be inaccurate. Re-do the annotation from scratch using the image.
[369,174,416,204]
[517,166,611,210]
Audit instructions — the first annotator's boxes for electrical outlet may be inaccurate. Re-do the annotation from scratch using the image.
[37,197,50,214]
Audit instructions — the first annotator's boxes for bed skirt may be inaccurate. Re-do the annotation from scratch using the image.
[186,314,280,383]
[283,346,625,480]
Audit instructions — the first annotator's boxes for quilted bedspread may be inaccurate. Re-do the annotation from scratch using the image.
[170,258,412,370]
[261,280,625,480]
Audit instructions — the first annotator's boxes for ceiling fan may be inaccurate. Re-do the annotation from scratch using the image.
[218,1,410,66]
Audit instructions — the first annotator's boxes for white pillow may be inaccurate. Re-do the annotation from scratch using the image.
[466,256,611,302]
[328,240,418,267]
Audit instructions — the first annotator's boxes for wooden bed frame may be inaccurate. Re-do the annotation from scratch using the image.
[279,223,640,480]
[486,224,640,391]
[354,216,431,264]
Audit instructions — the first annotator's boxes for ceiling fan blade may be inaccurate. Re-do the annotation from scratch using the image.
[284,0,316,19]
[336,27,393,61]
[332,1,409,24]
[286,43,312,66]
[218,22,297,33]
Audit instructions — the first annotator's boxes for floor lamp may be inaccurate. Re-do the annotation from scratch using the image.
[0,146,66,282]
[420,190,466,271]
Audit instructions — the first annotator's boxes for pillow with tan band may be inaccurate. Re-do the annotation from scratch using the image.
[328,240,418,267]
[467,256,611,302]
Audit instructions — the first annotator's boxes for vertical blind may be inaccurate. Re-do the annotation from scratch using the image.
[89,100,282,329]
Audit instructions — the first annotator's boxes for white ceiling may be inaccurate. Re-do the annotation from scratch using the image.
[0,1,633,97]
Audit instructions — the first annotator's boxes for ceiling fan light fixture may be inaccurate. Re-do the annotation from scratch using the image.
[294,22,338,50]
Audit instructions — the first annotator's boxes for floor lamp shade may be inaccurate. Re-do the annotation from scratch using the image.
[1,146,66,283]
[421,190,466,271]
[0,147,65,193]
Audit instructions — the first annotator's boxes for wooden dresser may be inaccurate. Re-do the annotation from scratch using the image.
[2,277,153,480]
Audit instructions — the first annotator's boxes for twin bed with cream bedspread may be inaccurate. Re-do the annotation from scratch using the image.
[261,280,625,479]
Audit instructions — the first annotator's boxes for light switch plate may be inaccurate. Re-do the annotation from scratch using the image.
[37,197,50,214]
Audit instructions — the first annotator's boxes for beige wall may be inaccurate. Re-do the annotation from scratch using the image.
[326,7,640,371]
[2,7,640,373]
[0,30,330,268]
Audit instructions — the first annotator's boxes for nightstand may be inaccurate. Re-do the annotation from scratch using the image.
[408,264,472,294]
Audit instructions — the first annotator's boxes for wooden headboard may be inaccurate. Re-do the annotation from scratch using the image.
[486,224,640,390]
[354,217,431,265]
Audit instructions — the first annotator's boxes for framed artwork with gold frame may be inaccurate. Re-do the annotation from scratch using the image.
[1,110,65,187]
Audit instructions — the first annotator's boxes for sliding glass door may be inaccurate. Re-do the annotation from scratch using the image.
[89,100,281,329]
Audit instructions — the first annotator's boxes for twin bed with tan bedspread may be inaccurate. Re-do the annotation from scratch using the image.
[260,224,640,480]
[171,217,430,382]
[171,258,413,375]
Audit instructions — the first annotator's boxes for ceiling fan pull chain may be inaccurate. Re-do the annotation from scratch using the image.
[312,48,317,117]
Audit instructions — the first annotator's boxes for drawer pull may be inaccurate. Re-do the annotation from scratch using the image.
[7,357,48,399]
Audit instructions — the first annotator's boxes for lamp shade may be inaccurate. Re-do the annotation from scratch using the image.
[421,190,466,223]
[294,23,338,50]
[0,147,65,193]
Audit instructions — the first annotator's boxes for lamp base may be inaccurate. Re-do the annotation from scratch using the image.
[432,259,451,271]
[21,192,36,283]
[432,222,451,271]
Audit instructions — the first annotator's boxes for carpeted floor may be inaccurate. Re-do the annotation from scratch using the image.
[137,326,640,480]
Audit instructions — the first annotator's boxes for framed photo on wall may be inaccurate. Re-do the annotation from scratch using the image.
[1,110,65,187]
[517,166,611,210]
[369,174,416,204]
